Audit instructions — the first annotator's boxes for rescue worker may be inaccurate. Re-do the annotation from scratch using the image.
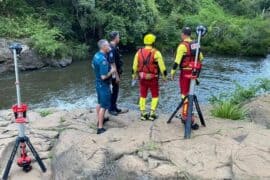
[132,33,167,121]
[108,31,124,115]
[170,27,203,130]
[92,39,116,134]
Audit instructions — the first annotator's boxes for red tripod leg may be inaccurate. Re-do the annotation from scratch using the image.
[17,140,32,172]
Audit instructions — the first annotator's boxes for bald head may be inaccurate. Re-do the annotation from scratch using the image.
[98,39,110,53]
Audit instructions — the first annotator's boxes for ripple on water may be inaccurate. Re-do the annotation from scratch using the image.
[0,55,269,112]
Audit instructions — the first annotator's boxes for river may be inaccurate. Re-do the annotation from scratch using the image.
[0,54,269,112]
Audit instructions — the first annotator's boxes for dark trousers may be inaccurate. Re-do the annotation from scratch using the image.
[110,78,119,111]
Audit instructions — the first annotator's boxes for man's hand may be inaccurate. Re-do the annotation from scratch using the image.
[101,67,116,80]
[196,79,200,85]
[115,73,120,84]
[132,74,137,80]
[110,66,116,74]
[171,75,174,81]
[162,76,167,83]
[170,69,176,81]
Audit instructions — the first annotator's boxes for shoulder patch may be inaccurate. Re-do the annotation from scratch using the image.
[102,60,108,65]
[109,52,114,58]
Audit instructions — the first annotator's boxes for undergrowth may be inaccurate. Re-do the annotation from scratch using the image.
[210,78,270,120]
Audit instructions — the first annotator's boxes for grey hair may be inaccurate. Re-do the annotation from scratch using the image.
[97,39,109,49]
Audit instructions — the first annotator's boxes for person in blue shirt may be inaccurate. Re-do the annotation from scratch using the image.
[92,39,116,134]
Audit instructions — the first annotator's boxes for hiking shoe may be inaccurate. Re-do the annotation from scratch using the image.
[181,118,186,124]
[140,113,148,121]
[116,108,122,113]
[109,110,118,116]
[191,123,199,130]
[175,113,182,119]
[97,128,106,134]
[149,113,157,121]
[182,121,199,130]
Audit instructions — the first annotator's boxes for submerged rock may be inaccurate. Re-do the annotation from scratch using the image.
[0,97,270,179]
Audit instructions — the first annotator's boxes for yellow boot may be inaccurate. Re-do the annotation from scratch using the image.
[139,97,148,121]
[149,98,159,121]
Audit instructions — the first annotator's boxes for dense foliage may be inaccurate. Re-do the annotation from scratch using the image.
[0,0,269,58]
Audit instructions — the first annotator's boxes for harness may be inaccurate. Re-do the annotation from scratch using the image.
[180,41,197,69]
[138,48,158,75]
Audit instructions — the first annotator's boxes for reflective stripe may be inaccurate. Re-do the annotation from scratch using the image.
[139,97,146,111]
[181,67,192,70]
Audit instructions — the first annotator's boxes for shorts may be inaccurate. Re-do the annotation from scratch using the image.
[96,84,111,109]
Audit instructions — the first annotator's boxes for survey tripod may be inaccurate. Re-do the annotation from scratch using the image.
[2,43,46,180]
[167,25,207,139]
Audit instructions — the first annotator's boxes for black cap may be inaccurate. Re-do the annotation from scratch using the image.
[109,31,119,41]
[182,27,192,36]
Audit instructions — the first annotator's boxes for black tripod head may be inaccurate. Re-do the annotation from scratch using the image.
[196,25,207,37]
[9,43,23,55]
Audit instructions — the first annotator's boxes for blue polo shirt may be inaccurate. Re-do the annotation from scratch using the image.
[92,51,110,87]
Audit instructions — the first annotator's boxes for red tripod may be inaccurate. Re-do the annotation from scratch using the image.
[2,43,46,180]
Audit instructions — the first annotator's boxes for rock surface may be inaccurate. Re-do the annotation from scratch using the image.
[0,38,72,74]
[0,97,269,180]
[246,94,270,128]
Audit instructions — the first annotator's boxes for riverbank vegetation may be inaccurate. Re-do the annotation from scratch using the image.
[0,0,269,58]
[210,78,270,120]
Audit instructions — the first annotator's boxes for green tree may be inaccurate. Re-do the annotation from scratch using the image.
[0,0,269,57]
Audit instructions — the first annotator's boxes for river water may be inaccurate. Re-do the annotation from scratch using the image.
[0,54,269,112]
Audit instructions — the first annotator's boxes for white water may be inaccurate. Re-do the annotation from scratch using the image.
[0,55,269,112]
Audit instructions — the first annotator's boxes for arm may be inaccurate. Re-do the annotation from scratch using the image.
[100,60,115,80]
[132,52,139,79]
[195,51,204,85]
[111,63,120,81]
[199,52,204,62]
[170,44,186,79]
[155,51,167,80]
[101,71,114,80]
[108,50,119,80]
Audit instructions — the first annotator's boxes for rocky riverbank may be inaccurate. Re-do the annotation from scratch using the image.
[0,95,270,180]
[0,38,72,74]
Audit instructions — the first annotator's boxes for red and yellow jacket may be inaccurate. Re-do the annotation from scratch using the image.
[132,46,167,79]
[171,37,203,76]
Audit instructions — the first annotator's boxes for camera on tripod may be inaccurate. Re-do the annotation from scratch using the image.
[9,43,23,55]
[2,42,46,180]
[196,25,207,37]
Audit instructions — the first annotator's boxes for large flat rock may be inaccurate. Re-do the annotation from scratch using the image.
[0,97,269,180]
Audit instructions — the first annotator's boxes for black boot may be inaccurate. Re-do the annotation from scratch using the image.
[97,128,106,134]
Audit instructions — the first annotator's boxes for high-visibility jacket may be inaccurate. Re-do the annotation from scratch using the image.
[132,46,167,79]
[171,37,203,75]
[138,48,158,74]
